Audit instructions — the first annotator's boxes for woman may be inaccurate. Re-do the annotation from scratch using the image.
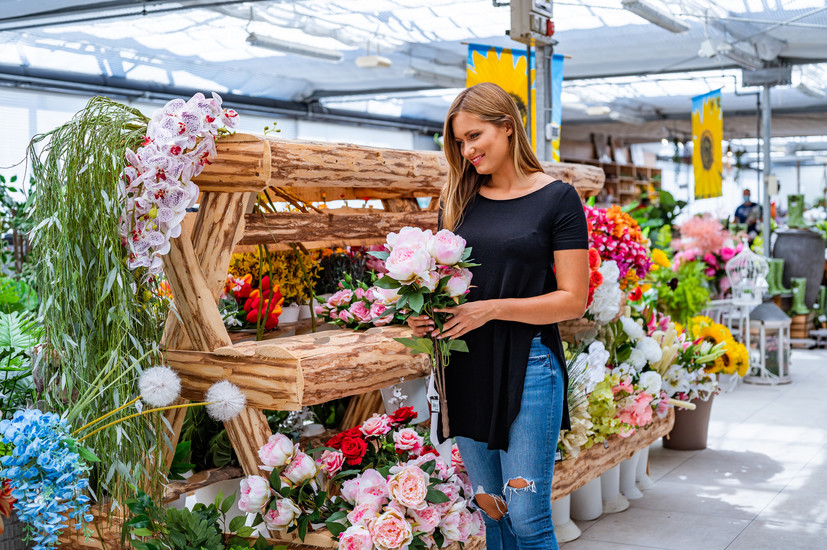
[408,82,589,549]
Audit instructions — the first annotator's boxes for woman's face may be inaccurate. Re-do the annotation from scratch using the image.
[451,111,512,175]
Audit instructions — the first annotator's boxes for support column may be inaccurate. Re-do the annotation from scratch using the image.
[762,84,772,258]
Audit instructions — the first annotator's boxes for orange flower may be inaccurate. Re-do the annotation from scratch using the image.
[588,248,602,270]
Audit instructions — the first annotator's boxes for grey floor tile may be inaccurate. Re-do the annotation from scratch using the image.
[725,519,827,550]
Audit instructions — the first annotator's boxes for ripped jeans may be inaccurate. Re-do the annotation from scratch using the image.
[455,335,564,550]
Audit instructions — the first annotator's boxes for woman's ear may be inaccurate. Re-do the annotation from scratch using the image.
[503,116,514,137]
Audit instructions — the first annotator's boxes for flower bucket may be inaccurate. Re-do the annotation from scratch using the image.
[280,303,301,324]
[0,511,30,550]
[662,394,714,451]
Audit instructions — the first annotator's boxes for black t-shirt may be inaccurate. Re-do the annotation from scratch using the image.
[439,180,589,450]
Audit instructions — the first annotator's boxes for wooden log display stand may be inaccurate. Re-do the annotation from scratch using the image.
[59,133,614,548]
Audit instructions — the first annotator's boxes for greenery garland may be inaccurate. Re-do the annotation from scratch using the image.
[28,96,169,503]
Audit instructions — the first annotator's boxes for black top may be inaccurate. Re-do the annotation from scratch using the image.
[439,180,589,450]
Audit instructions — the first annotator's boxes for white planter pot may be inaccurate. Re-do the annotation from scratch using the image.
[570,477,603,521]
[280,303,301,324]
[619,452,644,500]
[550,494,581,543]
[298,303,313,320]
[600,465,629,513]
[636,445,655,491]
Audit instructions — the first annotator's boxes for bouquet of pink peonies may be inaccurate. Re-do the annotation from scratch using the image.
[315,273,403,330]
[369,227,478,437]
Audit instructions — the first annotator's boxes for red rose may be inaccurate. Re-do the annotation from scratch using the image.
[390,406,417,425]
[340,436,368,466]
[588,248,602,270]
[628,287,643,302]
[589,270,604,288]
[346,426,363,437]
[326,431,346,449]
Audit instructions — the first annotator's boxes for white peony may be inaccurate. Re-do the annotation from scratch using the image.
[639,371,663,395]
[638,337,664,364]
[620,316,644,341]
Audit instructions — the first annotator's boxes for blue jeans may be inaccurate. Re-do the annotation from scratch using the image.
[455,335,564,550]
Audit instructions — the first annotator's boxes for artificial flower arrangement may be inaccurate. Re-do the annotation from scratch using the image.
[585,205,653,290]
[228,249,320,308]
[369,227,476,437]
[0,479,14,535]
[315,245,386,295]
[0,366,247,549]
[586,259,624,325]
[640,246,713,325]
[234,407,484,549]
[585,247,604,309]
[120,93,238,277]
[688,316,750,378]
[315,274,402,330]
[222,273,285,330]
[672,215,744,298]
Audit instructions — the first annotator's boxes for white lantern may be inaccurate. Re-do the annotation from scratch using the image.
[725,242,769,307]
[745,302,792,385]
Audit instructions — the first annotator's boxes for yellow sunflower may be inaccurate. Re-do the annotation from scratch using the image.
[732,342,749,377]
[688,315,714,338]
[697,323,730,347]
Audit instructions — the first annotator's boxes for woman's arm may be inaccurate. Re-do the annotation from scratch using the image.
[431,248,590,339]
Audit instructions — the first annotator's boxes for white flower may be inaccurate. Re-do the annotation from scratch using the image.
[614,362,636,379]
[205,380,246,421]
[638,337,664,364]
[628,348,647,370]
[138,365,181,408]
[620,316,644,341]
[588,261,623,324]
[386,226,433,252]
[639,371,663,395]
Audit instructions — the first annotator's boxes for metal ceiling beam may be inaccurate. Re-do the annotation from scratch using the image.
[0,63,443,134]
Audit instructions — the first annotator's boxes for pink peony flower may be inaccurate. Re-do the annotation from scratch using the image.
[282,450,317,485]
[318,450,344,477]
[328,288,354,307]
[338,525,374,550]
[262,498,301,530]
[385,246,435,285]
[393,427,424,453]
[408,504,443,534]
[371,285,400,305]
[258,433,295,470]
[349,300,374,324]
[370,508,413,550]
[347,502,381,527]
[238,475,271,513]
[342,468,389,507]
[360,414,393,437]
[445,268,473,297]
[428,229,466,265]
[387,465,429,510]
[719,247,737,262]
[439,501,468,543]
[386,226,433,251]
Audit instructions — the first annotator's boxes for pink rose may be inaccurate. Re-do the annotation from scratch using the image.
[258,433,294,470]
[719,247,736,261]
[387,465,429,510]
[393,427,424,453]
[318,450,344,477]
[282,450,317,485]
[360,414,393,437]
[370,301,391,326]
[238,475,271,513]
[349,301,374,324]
[339,309,355,322]
[409,504,442,534]
[314,304,326,315]
[354,287,367,300]
[445,268,473,297]
[428,229,466,265]
[329,289,354,306]
[263,498,301,530]
[451,444,464,472]
[385,246,435,285]
[338,525,373,550]
[387,226,433,251]
[347,502,381,527]
[370,509,413,550]
[704,267,716,277]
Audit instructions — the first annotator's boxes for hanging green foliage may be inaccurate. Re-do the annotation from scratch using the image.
[28,96,169,503]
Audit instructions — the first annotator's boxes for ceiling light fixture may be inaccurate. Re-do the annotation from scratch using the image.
[403,67,465,88]
[585,105,611,116]
[355,55,392,68]
[621,0,690,33]
[719,44,764,71]
[609,110,647,125]
[246,32,344,63]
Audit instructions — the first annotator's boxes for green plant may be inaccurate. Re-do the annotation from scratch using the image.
[652,260,712,324]
[28,96,169,503]
[0,276,38,314]
[125,490,281,550]
[0,311,42,419]
[623,190,687,234]
[0,174,36,279]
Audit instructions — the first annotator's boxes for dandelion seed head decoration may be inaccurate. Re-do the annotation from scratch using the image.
[205,380,246,421]
[139,365,181,407]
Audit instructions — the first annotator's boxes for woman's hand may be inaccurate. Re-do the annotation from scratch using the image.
[407,314,434,337]
[432,301,494,339]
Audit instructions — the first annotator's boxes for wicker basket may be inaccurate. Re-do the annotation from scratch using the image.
[0,511,29,550]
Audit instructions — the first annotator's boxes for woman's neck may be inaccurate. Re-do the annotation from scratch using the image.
[486,163,542,194]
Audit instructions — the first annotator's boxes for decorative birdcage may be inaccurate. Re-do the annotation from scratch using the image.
[725,242,769,306]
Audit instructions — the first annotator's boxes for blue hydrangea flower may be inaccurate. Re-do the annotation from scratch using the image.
[0,409,92,550]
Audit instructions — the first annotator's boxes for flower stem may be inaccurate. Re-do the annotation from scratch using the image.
[72,396,142,435]
[78,401,213,442]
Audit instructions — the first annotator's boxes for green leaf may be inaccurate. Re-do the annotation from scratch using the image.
[448,339,469,353]
[408,292,424,313]
[326,510,347,523]
[326,520,346,538]
[270,468,282,490]
[421,459,436,475]
[367,250,390,260]
[426,488,450,503]
[0,311,40,352]
[229,515,246,532]
[76,445,101,463]
[374,276,401,289]
[221,493,236,514]
[298,516,308,541]
[131,527,154,537]
[237,526,255,538]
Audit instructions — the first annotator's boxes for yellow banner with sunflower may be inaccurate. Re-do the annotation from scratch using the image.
[691,89,723,199]
[466,43,537,151]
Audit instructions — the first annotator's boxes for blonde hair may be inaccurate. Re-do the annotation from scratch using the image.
[440,82,544,231]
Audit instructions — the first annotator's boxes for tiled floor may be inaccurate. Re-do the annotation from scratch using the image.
[560,348,827,550]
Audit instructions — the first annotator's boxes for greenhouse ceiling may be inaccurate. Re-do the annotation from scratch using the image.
[2,0,827,142]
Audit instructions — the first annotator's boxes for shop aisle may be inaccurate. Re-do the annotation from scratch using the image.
[561,348,827,550]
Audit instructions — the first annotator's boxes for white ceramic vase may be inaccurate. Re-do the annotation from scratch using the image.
[600,465,629,513]
[636,445,655,491]
[280,303,301,323]
[619,452,644,499]
[570,477,603,521]
[551,494,582,542]
[298,303,313,320]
